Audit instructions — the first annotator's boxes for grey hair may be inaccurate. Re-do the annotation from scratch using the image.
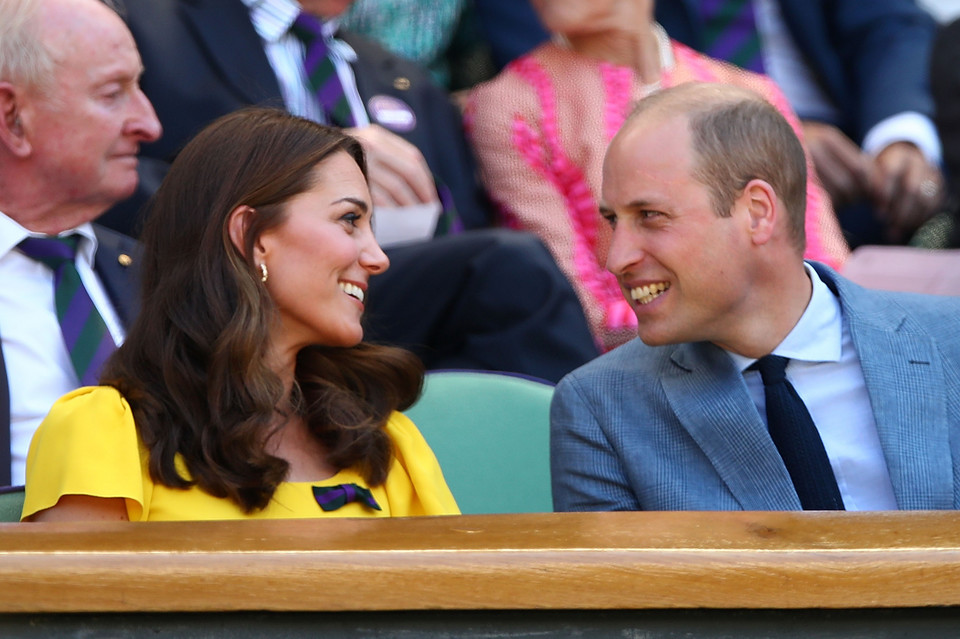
[0,0,123,92]
[0,0,52,91]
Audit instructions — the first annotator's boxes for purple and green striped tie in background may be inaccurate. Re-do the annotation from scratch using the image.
[700,0,765,74]
[291,12,356,128]
[18,235,116,387]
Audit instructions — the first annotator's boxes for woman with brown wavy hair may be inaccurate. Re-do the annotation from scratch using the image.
[21,108,458,521]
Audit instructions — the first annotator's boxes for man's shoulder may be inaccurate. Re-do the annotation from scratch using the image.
[559,338,673,387]
[817,262,960,323]
[93,225,141,259]
[338,30,438,86]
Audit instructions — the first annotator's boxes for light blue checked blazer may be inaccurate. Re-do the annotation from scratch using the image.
[551,263,960,511]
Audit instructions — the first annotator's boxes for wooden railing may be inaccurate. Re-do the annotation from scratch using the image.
[2,511,959,636]
[2,510,960,611]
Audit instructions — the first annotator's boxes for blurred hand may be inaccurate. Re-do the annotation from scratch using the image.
[871,141,944,243]
[802,120,875,210]
[346,124,439,208]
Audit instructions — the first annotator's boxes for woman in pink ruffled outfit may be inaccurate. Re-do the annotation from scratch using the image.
[465,0,849,351]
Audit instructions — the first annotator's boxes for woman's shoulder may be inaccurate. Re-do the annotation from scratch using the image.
[382,410,425,447]
[382,410,446,470]
[468,42,585,99]
[30,386,137,457]
[44,386,133,428]
[669,40,783,104]
[380,411,459,515]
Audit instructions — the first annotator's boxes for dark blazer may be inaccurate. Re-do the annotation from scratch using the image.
[0,225,141,485]
[655,0,938,144]
[100,0,490,236]
[551,263,960,512]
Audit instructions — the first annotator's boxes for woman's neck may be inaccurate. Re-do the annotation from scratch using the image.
[563,23,662,84]
[266,413,340,483]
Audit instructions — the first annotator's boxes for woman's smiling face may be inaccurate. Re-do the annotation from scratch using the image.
[257,150,388,354]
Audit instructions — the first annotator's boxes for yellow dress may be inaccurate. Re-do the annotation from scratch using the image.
[21,386,459,520]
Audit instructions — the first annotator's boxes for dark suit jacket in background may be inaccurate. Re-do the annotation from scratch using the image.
[100,0,490,236]
[0,225,141,483]
[655,0,938,146]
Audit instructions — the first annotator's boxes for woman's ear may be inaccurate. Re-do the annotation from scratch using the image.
[227,204,256,258]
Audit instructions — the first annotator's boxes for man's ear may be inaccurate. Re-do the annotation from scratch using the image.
[0,83,31,158]
[227,204,258,258]
[740,178,777,246]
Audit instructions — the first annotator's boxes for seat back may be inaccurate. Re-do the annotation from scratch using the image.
[0,486,25,522]
[404,371,554,514]
[842,246,960,295]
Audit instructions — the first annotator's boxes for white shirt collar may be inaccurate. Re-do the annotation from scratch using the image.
[0,210,98,267]
[242,0,342,44]
[727,262,843,372]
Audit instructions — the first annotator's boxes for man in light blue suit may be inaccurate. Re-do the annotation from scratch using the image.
[551,82,960,512]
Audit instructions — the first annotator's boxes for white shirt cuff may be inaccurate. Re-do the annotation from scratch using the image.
[861,112,942,165]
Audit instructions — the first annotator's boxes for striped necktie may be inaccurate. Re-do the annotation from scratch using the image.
[291,12,356,127]
[18,235,116,387]
[700,0,765,73]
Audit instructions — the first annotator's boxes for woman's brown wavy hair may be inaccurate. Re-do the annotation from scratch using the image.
[102,108,424,512]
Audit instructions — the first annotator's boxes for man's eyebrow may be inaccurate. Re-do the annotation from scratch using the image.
[623,199,657,210]
[599,199,657,215]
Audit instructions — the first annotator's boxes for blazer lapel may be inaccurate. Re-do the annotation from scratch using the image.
[838,283,953,509]
[180,0,283,105]
[661,342,801,510]
[92,227,141,330]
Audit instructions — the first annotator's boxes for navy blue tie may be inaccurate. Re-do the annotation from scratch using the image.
[753,355,844,510]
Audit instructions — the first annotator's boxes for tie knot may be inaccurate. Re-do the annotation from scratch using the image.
[752,354,789,385]
[291,11,324,44]
[18,235,80,270]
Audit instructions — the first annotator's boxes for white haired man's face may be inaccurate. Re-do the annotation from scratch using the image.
[21,0,161,218]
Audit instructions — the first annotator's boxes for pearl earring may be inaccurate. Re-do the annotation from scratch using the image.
[259,263,268,283]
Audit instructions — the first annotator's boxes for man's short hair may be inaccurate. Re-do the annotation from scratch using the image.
[0,0,122,93]
[629,83,808,252]
[0,0,52,91]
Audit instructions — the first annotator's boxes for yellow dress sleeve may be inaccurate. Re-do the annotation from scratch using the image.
[21,386,148,521]
[382,411,460,515]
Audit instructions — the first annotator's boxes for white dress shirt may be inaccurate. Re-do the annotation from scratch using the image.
[0,212,124,485]
[241,0,369,126]
[726,264,899,510]
[754,0,942,164]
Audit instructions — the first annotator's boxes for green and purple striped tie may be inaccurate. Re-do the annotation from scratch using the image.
[312,483,381,512]
[291,12,356,128]
[700,0,765,74]
[18,235,116,387]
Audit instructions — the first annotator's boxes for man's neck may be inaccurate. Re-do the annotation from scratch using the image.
[712,261,814,359]
[0,196,102,235]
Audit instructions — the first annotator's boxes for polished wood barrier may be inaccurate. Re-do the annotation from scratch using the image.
[1,510,959,613]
